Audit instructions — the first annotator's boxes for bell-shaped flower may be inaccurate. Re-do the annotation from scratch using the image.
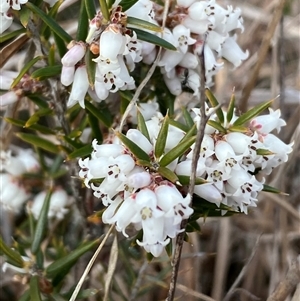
[250,108,286,135]
[188,1,215,22]
[179,52,199,69]
[127,101,159,124]
[225,132,252,154]
[158,49,185,73]
[206,30,228,53]
[91,139,123,158]
[99,24,126,63]
[163,73,182,96]
[194,183,223,206]
[206,162,231,191]
[172,24,196,54]
[220,35,249,68]
[182,16,211,35]
[0,70,18,90]
[127,171,152,189]
[0,174,29,213]
[126,129,153,155]
[177,0,197,8]
[67,66,89,108]
[0,91,19,107]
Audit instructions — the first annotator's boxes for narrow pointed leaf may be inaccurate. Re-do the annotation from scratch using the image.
[46,239,100,278]
[99,0,110,21]
[48,45,56,66]
[207,120,226,133]
[76,0,89,41]
[137,110,150,141]
[26,94,49,108]
[16,133,60,153]
[127,17,162,32]
[256,148,274,156]
[233,99,273,126]
[177,175,207,185]
[119,0,139,11]
[116,132,150,162]
[205,89,224,124]
[30,276,42,301]
[87,111,103,141]
[226,91,235,124]
[85,0,96,20]
[19,6,31,28]
[228,125,248,133]
[25,108,53,128]
[181,106,195,128]
[165,240,172,257]
[168,118,190,133]
[11,56,44,88]
[31,65,62,80]
[180,124,197,141]
[31,190,52,255]
[85,50,96,88]
[154,115,169,159]
[26,2,72,43]
[135,159,152,168]
[262,184,286,194]
[53,31,67,58]
[0,237,24,268]
[157,166,178,183]
[159,136,196,167]
[0,28,26,43]
[84,101,113,128]
[67,144,93,160]
[129,28,176,51]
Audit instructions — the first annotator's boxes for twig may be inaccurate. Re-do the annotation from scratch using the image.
[267,258,300,301]
[69,224,115,301]
[119,0,170,131]
[166,39,208,301]
[223,234,262,301]
[239,0,287,112]
[129,260,148,301]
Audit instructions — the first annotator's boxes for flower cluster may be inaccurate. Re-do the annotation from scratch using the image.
[0,0,58,34]
[157,0,248,96]
[62,0,248,107]
[0,149,38,212]
[79,102,293,256]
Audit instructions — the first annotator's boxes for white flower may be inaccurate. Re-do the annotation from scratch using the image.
[30,189,73,220]
[0,91,19,107]
[126,129,153,155]
[194,183,223,206]
[0,70,18,90]
[67,66,90,108]
[0,174,29,213]
[61,66,75,86]
[250,108,286,135]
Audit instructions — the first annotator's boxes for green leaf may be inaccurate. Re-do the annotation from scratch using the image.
[165,240,172,257]
[233,99,273,126]
[11,56,44,88]
[24,108,53,128]
[177,175,207,185]
[87,110,103,141]
[168,118,190,133]
[228,125,248,133]
[181,106,195,129]
[256,148,274,156]
[116,132,150,162]
[135,159,152,169]
[26,94,49,108]
[19,6,31,28]
[127,17,162,32]
[84,101,113,128]
[205,89,224,124]
[226,91,235,124]
[262,184,286,194]
[157,166,179,183]
[31,65,62,81]
[67,144,93,160]
[119,0,139,11]
[19,290,30,301]
[26,2,72,43]
[53,31,68,58]
[16,133,60,153]
[31,189,52,255]
[129,28,176,51]
[186,220,201,233]
[76,0,89,41]
[137,110,150,141]
[46,239,100,278]
[0,28,26,43]
[99,0,110,21]
[0,237,24,268]
[85,0,96,20]
[154,114,169,159]
[85,50,97,88]
[207,120,227,133]
[30,276,42,301]
[159,136,196,167]
[48,44,56,66]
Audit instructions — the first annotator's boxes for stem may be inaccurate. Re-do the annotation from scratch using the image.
[166,39,208,301]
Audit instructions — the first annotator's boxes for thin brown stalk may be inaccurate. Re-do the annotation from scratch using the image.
[166,41,208,301]
[239,0,287,112]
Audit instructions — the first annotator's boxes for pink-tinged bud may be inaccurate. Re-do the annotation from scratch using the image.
[0,91,19,108]
[127,171,151,189]
[61,65,75,86]
[61,43,86,67]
